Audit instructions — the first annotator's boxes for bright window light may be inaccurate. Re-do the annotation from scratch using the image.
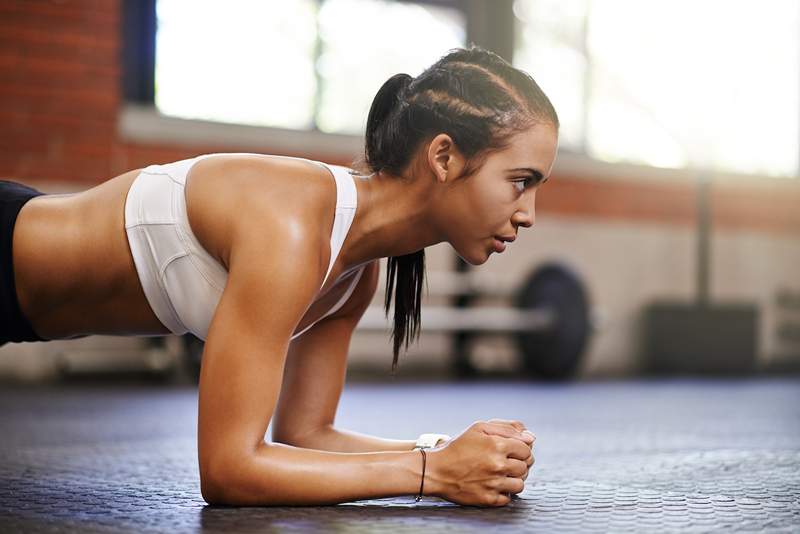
[155,0,318,129]
[514,0,800,178]
[154,0,465,134]
[316,0,466,134]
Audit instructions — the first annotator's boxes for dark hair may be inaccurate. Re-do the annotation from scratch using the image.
[352,44,559,376]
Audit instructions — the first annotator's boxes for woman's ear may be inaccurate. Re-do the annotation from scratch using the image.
[426,133,465,184]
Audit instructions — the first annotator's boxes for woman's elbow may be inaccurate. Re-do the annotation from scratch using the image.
[200,462,229,505]
[200,449,280,506]
[200,452,246,505]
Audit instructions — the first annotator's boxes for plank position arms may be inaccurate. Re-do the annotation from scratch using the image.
[197,206,535,507]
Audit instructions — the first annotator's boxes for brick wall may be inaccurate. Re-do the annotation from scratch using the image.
[0,0,798,235]
[0,0,247,184]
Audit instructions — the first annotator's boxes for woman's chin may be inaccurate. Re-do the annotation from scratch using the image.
[455,249,489,266]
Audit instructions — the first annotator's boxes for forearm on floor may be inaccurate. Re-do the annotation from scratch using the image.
[203,441,434,506]
[287,425,418,453]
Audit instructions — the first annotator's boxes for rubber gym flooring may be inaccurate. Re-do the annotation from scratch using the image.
[0,377,798,533]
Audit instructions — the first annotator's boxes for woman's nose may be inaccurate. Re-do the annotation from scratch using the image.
[516,211,534,228]
[517,196,535,228]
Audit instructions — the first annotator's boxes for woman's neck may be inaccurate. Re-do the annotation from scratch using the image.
[339,169,443,271]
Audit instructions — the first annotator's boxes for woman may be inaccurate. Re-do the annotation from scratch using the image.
[1,46,557,507]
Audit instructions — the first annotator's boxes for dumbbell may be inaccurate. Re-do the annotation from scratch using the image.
[358,262,592,379]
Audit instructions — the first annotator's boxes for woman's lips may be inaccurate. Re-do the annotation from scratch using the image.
[493,237,507,253]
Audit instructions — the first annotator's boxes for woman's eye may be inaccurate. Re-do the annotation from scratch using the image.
[513,178,531,193]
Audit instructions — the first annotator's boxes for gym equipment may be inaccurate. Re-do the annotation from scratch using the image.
[513,263,591,379]
[358,262,592,380]
[644,171,758,375]
[359,306,555,332]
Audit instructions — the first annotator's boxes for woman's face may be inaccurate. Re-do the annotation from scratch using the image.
[434,125,559,265]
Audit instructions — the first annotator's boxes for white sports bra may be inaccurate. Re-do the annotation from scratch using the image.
[123,153,367,341]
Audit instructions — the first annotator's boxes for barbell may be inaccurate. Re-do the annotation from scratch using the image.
[357,262,592,380]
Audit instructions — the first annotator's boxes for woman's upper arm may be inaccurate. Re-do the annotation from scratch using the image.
[196,216,323,484]
[271,260,380,446]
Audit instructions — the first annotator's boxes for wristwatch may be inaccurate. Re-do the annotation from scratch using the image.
[413,433,451,450]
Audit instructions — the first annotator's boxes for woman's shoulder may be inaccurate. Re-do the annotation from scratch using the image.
[186,153,336,270]
[192,153,334,204]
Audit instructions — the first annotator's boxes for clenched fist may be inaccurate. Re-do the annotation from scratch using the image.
[424,420,536,507]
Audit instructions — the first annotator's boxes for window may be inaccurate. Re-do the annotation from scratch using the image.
[153,0,466,134]
[513,0,800,178]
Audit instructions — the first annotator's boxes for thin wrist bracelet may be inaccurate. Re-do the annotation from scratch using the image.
[415,448,426,502]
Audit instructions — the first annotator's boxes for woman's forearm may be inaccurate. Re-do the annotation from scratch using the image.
[290,426,418,453]
[203,441,439,506]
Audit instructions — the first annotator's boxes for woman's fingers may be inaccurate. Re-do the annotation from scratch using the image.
[479,420,536,495]
[505,458,528,478]
[497,476,526,496]
[498,436,535,461]
[486,418,527,432]
[481,422,536,446]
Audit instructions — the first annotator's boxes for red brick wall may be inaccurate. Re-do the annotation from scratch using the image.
[1,0,798,235]
[0,0,250,183]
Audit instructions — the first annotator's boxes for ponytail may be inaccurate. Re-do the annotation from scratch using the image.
[360,72,426,376]
[384,251,425,376]
[363,73,414,174]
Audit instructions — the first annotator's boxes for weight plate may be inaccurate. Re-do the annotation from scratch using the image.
[514,263,590,380]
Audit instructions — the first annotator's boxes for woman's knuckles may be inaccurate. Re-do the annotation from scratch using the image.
[490,459,506,473]
[490,435,506,450]
[485,493,507,507]
[486,418,526,431]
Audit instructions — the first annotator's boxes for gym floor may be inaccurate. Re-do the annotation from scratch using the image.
[0,377,798,533]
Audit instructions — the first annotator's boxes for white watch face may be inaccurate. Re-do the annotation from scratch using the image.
[416,433,449,448]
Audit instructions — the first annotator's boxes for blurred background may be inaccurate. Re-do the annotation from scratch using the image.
[1,0,798,384]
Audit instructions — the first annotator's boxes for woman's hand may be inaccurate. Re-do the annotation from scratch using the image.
[433,418,535,496]
[483,419,535,494]
[424,420,536,507]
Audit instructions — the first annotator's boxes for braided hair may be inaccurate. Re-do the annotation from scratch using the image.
[352,44,559,376]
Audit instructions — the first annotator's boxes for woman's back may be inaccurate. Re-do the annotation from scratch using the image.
[12,154,362,341]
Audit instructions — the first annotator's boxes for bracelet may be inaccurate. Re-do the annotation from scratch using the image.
[415,448,426,502]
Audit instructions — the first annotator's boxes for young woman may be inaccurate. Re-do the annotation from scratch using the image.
[0,46,557,507]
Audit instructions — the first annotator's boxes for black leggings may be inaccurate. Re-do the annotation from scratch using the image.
[0,180,47,345]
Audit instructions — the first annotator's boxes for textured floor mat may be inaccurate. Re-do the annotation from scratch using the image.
[0,378,798,532]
